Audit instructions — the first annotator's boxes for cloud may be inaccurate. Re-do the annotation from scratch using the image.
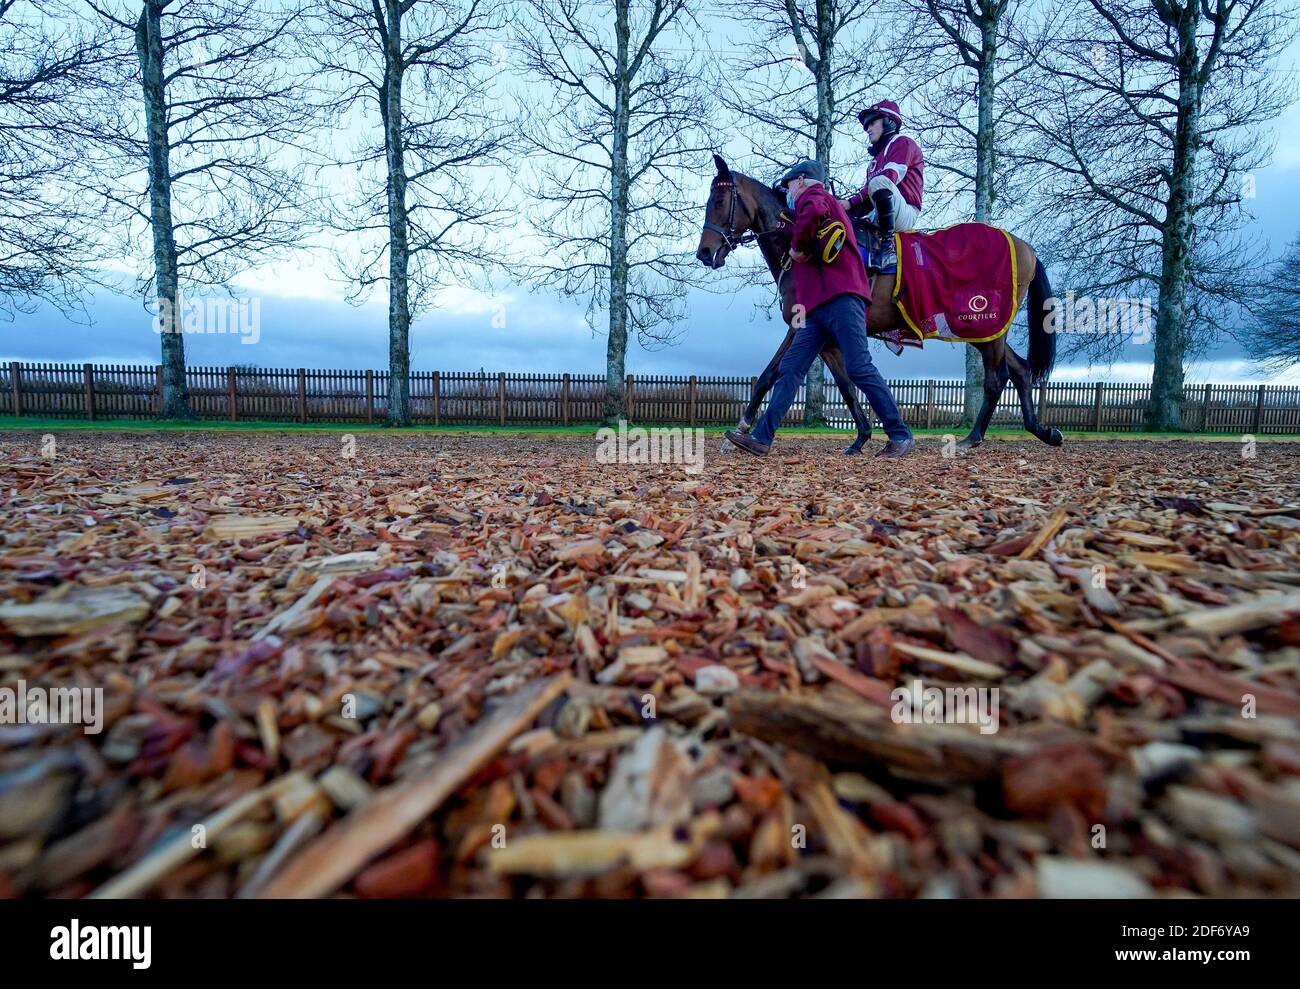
[1268,103,1300,172]
[4,261,1292,387]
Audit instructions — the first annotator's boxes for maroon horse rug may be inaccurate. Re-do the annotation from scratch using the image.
[892,222,1018,344]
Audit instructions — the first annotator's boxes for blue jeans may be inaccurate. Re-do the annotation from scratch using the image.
[751,293,911,446]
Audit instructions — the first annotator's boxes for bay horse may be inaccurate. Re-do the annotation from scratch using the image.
[695,154,1063,452]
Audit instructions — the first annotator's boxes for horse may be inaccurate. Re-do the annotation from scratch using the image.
[694,154,1063,452]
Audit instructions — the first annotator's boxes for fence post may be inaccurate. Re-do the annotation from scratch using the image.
[433,371,440,425]
[155,365,164,416]
[562,373,571,426]
[498,371,506,425]
[925,379,935,429]
[1037,382,1047,424]
[1093,382,1104,431]
[1201,383,1212,432]
[8,361,20,417]
[689,375,698,426]
[227,367,237,421]
[83,363,95,421]
[626,374,634,421]
[1253,384,1266,434]
[297,368,307,423]
[365,370,374,424]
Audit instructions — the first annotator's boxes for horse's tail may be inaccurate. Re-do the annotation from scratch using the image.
[1026,258,1056,386]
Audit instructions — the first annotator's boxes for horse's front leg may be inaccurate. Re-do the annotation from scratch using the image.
[724,324,796,452]
[742,278,807,429]
[742,334,789,428]
[819,342,872,455]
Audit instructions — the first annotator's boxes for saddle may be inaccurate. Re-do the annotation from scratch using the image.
[851,215,896,275]
[851,217,920,354]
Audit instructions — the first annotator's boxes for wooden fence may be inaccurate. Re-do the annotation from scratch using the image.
[3,361,1300,433]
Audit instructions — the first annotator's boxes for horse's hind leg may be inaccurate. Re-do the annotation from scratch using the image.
[821,342,872,455]
[1005,346,1063,446]
[957,340,1010,451]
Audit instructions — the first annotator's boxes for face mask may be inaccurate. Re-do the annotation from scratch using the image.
[785,185,799,210]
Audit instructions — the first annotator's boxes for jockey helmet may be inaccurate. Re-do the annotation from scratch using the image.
[858,99,903,135]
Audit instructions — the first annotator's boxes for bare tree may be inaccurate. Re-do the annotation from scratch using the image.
[310,0,512,427]
[1245,233,1300,371]
[1018,0,1296,430]
[85,0,321,418]
[516,0,712,424]
[716,0,897,424]
[0,0,107,320]
[901,0,1046,424]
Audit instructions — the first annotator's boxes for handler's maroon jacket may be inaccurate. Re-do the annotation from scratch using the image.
[789,183,870,316]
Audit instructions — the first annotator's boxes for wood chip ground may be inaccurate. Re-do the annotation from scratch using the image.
[2,431,1298,898]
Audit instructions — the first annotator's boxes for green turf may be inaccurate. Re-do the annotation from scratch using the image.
[2,414,1297,442]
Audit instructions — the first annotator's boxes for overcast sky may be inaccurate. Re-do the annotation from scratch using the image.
[4,2,1299,385]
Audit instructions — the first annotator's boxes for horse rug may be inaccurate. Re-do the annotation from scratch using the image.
[893,222,1018,344]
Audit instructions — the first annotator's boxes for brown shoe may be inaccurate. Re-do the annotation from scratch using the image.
[876,437,915,458]
[724,430,771,456]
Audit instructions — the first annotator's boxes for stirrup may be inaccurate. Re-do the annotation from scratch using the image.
[868,251,896,275]
[865,231,896,275]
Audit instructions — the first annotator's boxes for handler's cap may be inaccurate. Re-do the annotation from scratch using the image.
[777,159,825,187]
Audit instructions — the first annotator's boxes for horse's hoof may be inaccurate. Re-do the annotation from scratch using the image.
[1046,427,1064,447]
[842,437,867,456]
[956,437,982,453]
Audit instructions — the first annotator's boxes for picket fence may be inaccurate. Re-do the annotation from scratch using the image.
[4,362,1300,433]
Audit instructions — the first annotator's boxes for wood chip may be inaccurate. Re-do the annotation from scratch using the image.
[204,514,301,540]
[256,673,571,897]
[0,587,149,636]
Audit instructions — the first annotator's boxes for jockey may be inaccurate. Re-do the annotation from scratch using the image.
[843,100,923,271]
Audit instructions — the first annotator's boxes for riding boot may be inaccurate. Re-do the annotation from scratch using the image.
[871,188,897,271]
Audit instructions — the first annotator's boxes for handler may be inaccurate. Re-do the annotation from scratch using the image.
[724,160,914,459]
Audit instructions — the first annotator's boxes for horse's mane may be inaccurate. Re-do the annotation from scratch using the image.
[733,170,784,223]
[727,170,787,278]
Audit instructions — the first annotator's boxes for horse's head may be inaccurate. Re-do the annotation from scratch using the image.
[696,153,757,269]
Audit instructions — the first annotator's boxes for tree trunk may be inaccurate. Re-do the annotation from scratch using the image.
[812,0,834,173]
[964,13,999,427]
[803,0,837,428]
[1148,3,1200,431]
[382,0,412,427]
[136,1,191,420]
[604,0,632,425]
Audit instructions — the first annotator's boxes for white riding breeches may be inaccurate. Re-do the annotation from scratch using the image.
[864,175,919,231]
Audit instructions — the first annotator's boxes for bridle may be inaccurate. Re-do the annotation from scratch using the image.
[702,176,784,254]
[701,177,754,253]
